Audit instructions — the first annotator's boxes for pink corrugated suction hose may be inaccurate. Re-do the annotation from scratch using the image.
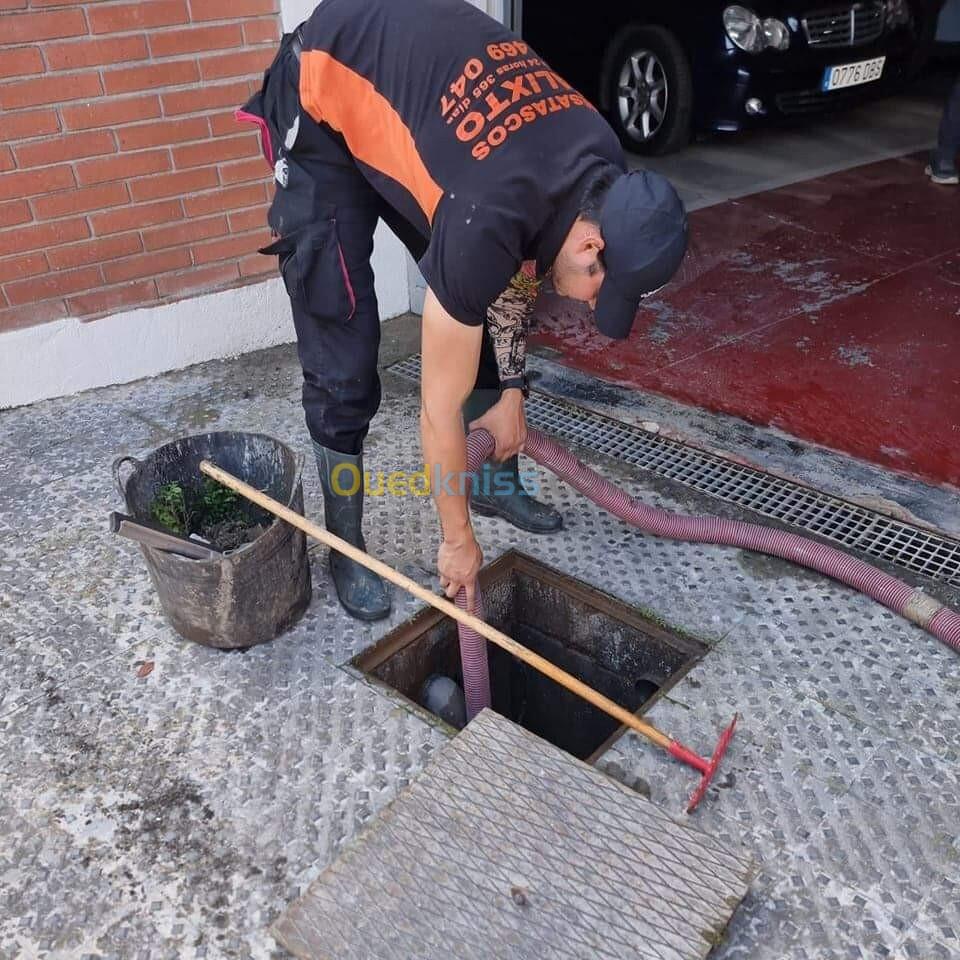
[454,588,491,722]
[455,428,960,721]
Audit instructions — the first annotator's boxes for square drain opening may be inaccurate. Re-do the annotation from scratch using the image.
[352,551,706,763]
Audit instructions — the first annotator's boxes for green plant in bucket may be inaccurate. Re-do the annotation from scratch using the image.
[150,478,254,550]
[196,477,242,525]
[151,482,189,534]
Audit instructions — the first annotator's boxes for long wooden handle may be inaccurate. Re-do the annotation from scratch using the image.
[199,459,674,751]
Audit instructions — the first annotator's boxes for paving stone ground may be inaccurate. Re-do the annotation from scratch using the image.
[2,320,958,959]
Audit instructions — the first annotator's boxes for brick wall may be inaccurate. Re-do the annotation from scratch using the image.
[0,0,281,333]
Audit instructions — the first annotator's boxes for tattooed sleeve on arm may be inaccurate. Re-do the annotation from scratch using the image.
[487,268,542,383]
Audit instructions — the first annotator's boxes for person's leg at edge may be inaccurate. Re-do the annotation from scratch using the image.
[928,73,960,184]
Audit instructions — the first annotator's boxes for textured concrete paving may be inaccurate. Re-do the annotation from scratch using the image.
[1,316,959,958]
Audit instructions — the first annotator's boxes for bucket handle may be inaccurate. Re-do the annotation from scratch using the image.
[112,454,141,500]
[291,451,305,488]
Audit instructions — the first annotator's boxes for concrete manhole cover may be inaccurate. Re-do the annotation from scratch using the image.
[273,709,756,959]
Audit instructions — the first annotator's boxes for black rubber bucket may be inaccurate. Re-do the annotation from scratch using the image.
[113,431,312,650]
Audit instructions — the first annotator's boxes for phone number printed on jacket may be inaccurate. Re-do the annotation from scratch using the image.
[439,41,597,161]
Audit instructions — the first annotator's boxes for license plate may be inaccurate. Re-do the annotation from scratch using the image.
[822,56,885,92]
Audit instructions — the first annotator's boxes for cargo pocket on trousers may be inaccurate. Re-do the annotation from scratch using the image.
[261,219,356,325]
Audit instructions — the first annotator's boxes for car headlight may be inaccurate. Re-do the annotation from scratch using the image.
[724,6,790,52]
[724,6,764,51]
[761,17,790,50]
[885,0,910,26]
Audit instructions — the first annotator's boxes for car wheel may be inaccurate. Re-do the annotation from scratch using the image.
[603,26,693,156]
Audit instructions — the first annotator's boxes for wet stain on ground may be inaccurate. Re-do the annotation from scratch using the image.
[836,344,875,368]
[736,548,822,584]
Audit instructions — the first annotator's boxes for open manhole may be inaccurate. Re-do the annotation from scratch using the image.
[352,551,706,763]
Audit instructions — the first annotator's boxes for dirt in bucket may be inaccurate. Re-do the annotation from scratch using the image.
[150,478,271,552]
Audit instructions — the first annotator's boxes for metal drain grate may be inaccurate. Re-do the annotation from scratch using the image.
[388,355,960,587]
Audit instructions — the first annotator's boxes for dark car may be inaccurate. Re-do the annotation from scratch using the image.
[521,0,940,154]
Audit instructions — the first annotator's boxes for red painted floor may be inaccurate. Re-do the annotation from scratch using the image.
[531,154,960,489]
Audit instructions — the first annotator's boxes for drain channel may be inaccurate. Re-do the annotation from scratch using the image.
[388,354,960,587]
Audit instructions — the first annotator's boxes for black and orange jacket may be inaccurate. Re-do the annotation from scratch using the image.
[275,0,623,325]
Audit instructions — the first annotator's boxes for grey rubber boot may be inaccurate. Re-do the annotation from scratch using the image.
[314,444,391,621]
[463,389,562,534]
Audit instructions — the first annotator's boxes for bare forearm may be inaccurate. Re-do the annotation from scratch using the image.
[420,406,471,543]
[419,288,484,548]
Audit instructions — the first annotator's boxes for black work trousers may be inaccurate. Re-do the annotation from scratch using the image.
[261,40,500,456]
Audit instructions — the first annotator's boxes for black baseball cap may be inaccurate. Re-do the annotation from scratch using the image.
[595,171,688,339]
